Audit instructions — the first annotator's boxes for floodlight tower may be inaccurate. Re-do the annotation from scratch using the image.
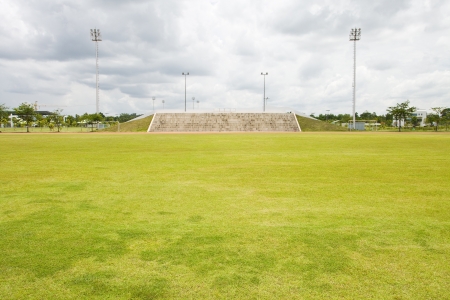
[192,97,195,109]
[349,28,361,130]
[261,72,268,112]
[152,97,156,111]
[90,29,102,114]
[182,72,189,112]
[162,99,165,109]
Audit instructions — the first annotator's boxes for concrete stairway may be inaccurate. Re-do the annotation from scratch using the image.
[148,113,301,132]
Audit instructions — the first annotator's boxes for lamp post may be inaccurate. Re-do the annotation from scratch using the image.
[261,72,268,112]
[197,100,199,109]
[152,97,156,111]
[90,29,102,114]
[192,97,195,109]
[349,28,361,130]
[162,99,165,109]
[326,110,330,122]
[182,72,189,112]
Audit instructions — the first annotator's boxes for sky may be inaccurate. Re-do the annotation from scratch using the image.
[1,0,449,116]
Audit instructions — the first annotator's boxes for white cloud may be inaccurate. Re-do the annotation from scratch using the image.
[0,0,449,116]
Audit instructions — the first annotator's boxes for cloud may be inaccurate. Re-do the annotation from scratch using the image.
[0,0,449,116]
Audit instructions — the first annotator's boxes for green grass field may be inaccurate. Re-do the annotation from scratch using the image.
[1,132,449,299]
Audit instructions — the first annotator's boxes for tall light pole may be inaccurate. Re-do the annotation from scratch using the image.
[349,28,361,130]
[90,29,102,114]
[197,100,199,109]
[261,72,268,112]
[162,99,165,109]
[326,109,330,122]
[192,97,195,109]
[182,72,189,112]
[152,97,156,111]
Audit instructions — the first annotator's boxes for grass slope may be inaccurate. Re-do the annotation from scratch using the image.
[103,115,153,132]
[297,115,347,131]
[1,133,450,299]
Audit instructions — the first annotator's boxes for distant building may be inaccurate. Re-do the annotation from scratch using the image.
[411,109,427,127]
[348,121,366,130]
[392,109,427,127]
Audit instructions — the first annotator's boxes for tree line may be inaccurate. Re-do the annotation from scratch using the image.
[0,102,142,132]
[311,100,449,132]
[2,101,448,132]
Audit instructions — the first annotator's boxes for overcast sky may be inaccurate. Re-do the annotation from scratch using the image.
[1,0,449,116]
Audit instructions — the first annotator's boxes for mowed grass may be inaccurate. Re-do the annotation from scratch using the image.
[1,132,449,299]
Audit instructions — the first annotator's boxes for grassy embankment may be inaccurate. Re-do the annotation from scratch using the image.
[296,115,347,131]
[102,115,153,132]
[1,133,450,299]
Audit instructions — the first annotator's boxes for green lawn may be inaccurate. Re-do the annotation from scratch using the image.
[1,132,449,299]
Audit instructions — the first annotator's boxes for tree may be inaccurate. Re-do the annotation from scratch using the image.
[385,113,393,126]
[387,106,401,131]
[12,117,21,129]
[338,114,352,124]
[426,113,437,128]
[360,111,377,120]
[14,103,36,132]
[35,113,45,131]
[442,108,450,131]
[118,113,142,123]
[387,100,415,132]
[48,109,64,132]
[430,107,446,132]
[66,115,75,127]
[411,116,419,128]
[87,113,104,131]
[37,118,48,131]
[442,108,450,118]
[0,103,9,128]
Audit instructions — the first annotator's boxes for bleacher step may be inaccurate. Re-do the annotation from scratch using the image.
[148,113,301,132]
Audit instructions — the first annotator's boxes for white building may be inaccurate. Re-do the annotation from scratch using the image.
[392,109,428,127]
[412,110,427,127]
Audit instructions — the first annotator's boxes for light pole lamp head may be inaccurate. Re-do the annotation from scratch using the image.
[90,29,102,41]
[182,72,189,75]
[192,97,195,100]
[349,28,361,41]
[162,100,165,103]
[261,72,268,75]
[152,97,155,100]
